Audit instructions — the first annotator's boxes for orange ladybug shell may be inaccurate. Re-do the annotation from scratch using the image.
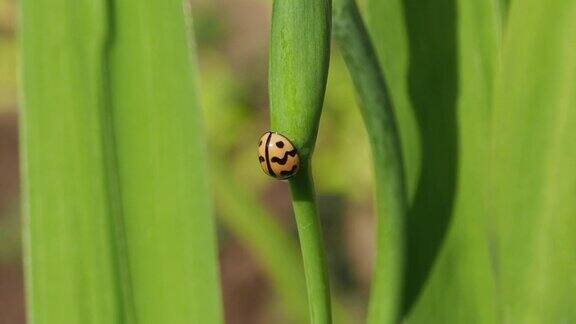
[258,132,300,179]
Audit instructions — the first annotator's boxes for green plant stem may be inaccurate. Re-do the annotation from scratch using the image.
[213,161,356,323]
[268,0,332,322]
[333,0,408,323]
[269,0,331,160]
[289,164,332,324]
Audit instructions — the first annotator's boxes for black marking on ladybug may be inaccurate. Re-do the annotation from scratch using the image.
[280,164,298,176]
[259,156,265,162]
[264,132,275,177]
[270,149,297,165]
[276,141,284,148]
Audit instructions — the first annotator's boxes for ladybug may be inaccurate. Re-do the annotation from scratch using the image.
[258,131,300,179]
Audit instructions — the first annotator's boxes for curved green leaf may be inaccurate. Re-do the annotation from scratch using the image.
[367,0,501,321]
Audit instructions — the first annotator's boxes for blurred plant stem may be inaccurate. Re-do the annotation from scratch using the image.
[333,0,408,323]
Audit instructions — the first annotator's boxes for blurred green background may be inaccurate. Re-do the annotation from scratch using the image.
[1,0,378,322]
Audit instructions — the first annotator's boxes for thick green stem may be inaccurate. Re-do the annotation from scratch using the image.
[333,0,408,323]
[268,0,332,322]
[269,0,331,160]
[289,164,332,324]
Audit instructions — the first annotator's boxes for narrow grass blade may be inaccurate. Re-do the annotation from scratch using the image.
[19,0,129,322]
[332,0,407,322]
[107,2,223,323]
[365,0,420,198]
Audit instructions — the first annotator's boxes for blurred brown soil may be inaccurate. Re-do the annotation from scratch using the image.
[0,263,25,324]
[0,112,25,324]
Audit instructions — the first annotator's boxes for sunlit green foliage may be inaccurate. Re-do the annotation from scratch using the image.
[14,0,576,322]
[368,0,576,322]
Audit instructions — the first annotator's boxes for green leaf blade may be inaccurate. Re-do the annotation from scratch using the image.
[20,0,127,322]
[108,2,223,323]
[21,1,223,323]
